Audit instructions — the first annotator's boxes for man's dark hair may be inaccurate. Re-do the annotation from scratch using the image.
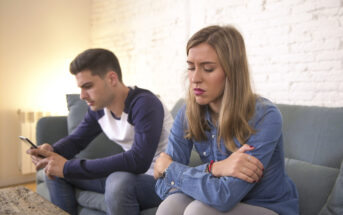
[70,48,122,81]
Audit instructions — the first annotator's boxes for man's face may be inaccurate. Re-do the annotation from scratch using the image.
[75,70,114,111]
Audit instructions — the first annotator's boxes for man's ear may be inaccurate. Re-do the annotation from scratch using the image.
[106,71,119,86]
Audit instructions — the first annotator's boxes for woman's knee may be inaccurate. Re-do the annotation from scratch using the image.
[156,193,193,215]
[184,200,216,215]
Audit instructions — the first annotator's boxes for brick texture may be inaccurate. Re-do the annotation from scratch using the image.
[90,0,343,108]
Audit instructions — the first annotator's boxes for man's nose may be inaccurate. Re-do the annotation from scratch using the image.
[80,89,87,100]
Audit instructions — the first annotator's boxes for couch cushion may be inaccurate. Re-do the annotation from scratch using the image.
[319,160,343,215]
[278,104,343,169]
[67,94,89,134]
[66,94,124,159]
[75,189,106,213]
[285,158,339,215]
[78,207,105,215]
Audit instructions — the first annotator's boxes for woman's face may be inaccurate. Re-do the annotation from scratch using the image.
[187,42,226,113]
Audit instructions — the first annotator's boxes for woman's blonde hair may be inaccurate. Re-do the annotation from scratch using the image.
[185,25,256,152]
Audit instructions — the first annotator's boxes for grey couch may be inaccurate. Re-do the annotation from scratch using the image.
[36,95,343,215]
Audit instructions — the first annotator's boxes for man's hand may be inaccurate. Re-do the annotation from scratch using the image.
[27,143,53,168]
[154,152,173,179]
[211,144,264,183]
[28,148,67,179]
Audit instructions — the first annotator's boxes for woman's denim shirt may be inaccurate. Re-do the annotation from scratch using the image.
[155,98,299,215]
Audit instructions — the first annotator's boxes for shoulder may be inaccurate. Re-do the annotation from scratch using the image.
[127,86,163,111]
[253,97,282,125]
[125,86,164,122]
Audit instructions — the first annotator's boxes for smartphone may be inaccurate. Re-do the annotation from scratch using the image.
[19,136,38,148]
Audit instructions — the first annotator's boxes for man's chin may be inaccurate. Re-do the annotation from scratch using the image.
[89,106,100,111]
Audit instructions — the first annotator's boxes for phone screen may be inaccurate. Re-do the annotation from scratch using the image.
[19,136,38,148]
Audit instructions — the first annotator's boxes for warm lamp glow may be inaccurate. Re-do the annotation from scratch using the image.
[26,57,80,116]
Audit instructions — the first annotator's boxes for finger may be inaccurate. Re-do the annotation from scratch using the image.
[233,171,256,183]
[153,171,160,180]
[160,152,172,159]
[31,148,53,158]
[246,155,264,171]
[26,148,35,155]
[153,164,159,179]
[238,144,254,153]
[242,167,260,182]
[242,162,263,180]
[31,155,41,165]
[36,158,49,170]
[45,168,55,180]
[160,152,168,158]
[41,144,53,152]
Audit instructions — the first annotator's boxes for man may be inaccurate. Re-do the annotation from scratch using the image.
[28,48,173,215]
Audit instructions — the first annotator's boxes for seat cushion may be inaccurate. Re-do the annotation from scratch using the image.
[319,160,343,215]
[285,158,339,215]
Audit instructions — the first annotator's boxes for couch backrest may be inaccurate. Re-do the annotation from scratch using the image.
[277,104,343,169]
[277,104,343,215]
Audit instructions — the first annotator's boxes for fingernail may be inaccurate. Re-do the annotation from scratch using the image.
[249,145,254,148]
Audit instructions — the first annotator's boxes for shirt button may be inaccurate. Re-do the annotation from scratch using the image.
[171,181,175,185]
[203,151,207,156]
[212,134,215,139]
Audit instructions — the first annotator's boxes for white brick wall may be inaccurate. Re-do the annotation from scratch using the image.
[90,0,343,108]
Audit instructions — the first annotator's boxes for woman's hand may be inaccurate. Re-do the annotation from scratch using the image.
[211,144,264,183]
[154,152,173,179]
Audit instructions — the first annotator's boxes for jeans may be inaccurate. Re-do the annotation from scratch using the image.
[45,171,162,215]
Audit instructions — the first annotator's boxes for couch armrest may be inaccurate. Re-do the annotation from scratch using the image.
[36,116,68,146]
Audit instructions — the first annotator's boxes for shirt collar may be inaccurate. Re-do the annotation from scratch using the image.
[204,106,217,128]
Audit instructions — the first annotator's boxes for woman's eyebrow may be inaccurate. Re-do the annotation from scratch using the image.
[186,61,216,65]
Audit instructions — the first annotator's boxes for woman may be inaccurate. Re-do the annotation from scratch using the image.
[154,25,299,215]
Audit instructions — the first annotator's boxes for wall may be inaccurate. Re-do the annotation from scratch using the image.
[0,0,90,187]
[90,0,343,109]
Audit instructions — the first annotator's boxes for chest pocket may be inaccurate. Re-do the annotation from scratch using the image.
[193,141,211,163]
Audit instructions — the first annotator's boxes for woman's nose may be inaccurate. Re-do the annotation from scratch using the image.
[191,69,202,83]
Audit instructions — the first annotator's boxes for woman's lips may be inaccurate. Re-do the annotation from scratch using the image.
[194,88,205,95]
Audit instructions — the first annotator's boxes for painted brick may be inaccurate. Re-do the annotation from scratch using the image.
[90,0,343,107]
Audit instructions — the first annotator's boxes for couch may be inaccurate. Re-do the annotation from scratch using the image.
[36,94,343,215]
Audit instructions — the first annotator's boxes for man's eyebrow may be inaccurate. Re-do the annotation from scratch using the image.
[80,82,92,88]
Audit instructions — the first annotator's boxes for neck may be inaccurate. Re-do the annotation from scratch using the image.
[108,84,130,117]
[210,109,219,125]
